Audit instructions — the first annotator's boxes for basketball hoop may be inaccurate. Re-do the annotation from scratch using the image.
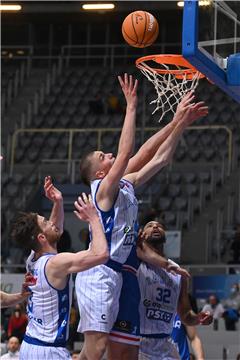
[136,54,205,122]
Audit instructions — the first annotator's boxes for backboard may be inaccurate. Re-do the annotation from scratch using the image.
[182,0,240,102]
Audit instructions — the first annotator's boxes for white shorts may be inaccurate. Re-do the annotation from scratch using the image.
[20,340,71,359]
[75,264,122,333]
[139,337,180,360]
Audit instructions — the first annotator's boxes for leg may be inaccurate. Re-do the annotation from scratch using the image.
[108,340,139,360]
[81,331,109,360]
[108,270,140,360]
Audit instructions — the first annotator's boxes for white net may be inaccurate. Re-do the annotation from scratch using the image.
[137,60,202,122]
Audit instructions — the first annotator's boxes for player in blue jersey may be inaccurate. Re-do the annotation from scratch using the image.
[11,176,109,360]
[136,221,212,360]
[172,313,205,360]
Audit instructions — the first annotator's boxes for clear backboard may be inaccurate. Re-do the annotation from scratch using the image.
[182,0,240,102]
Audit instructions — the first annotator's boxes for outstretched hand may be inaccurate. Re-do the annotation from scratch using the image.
[197,311,213,325]
[21,272,36,297]
[118,73,138,110]
[175,91,208,126]
[74,193,98,223]
[44,176,63,203]
[166,263,191,279]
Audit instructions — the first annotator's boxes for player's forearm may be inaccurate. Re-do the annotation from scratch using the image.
[125,120,177,174]
[154,121,186,163]
[137,244,169,269]
[49,200,64,234]
[1,292,26,308]
[182,310,200,326]
[89,217,109,260]
[118,106,136,158]
[191,336,205,359]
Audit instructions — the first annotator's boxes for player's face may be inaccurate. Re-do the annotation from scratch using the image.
[143,221,165,243]
[93,151,115,176]
[37,215,61,242]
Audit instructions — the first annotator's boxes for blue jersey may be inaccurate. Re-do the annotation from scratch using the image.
[171,314,190,360]
[91,178,138,264]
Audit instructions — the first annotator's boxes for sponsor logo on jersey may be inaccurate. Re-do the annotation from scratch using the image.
[174,319,182,329]
[123,234,135,246]
[114,319,131,333]
[146,308,173,323]
[124,226,132,234]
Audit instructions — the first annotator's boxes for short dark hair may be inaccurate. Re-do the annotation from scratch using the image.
[11,212,42,252]
[80,151,95,186]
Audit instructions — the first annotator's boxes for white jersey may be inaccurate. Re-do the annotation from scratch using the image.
[91,178,138,264]
[25,251,73,346]
[137,262,181,336]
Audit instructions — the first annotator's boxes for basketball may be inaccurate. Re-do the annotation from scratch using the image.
[122,11,159,48]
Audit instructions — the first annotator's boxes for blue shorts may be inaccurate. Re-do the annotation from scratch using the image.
[110,267,140,346]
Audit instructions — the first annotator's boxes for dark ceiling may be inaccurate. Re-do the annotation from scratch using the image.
[1,1,181,13]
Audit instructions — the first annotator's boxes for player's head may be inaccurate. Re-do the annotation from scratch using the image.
[80,150,115,186]
[143,221,166,251]
[11,212,61,252]
[7,336,20,353]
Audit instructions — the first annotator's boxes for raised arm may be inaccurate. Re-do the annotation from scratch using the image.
[125,91,198,174]
[44,176,64,235]
[178,277,212,326]
[46,194,109,287]
[125,98,208,187]
[97,74,138,210]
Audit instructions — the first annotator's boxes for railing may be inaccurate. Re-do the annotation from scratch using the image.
[10,125,233,176]
[60,42,181,69]
[2,60,30,114]
[20,59,63,129]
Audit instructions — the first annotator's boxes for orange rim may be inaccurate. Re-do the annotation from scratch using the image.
[136,54,205,80]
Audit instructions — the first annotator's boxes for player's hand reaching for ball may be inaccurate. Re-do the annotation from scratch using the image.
[175,91,208,126]
[44,176,63,203]
[118,73,138,110]
[197,311,213,325]
[74,193,99,223]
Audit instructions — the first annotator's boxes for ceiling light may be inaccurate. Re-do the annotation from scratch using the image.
[0,4,22,11]
[82,3,115,10]
[177,1,211,7]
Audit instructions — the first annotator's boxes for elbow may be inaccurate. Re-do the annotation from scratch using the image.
[97,250,109,265]
[102,250,110,263]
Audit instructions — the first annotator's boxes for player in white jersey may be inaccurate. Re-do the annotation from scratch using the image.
[11,176,109,360]
[108,92,209,360]
[137,221,212,360]
[76,73,139,360]
[78,88,209,360]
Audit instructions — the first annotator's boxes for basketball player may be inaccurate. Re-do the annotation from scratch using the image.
[78,77,208,360]
[11,176,109,360]
[108,92,208,360]
[0,273,35,308]
[137,221,212,360]
[172,313,205,360]
[76,73,139,360]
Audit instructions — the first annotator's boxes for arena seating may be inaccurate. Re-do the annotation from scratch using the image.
[1,62,240,263]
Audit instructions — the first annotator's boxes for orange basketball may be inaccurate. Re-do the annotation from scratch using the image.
[122,11,159,48]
